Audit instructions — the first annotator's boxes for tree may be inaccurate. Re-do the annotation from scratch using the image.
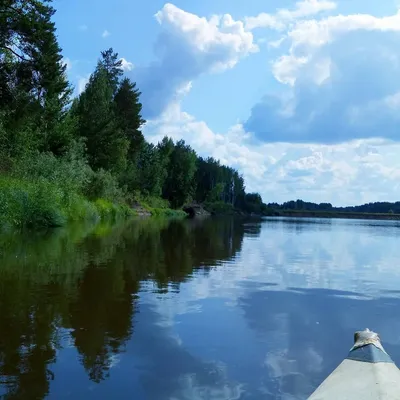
[98,48,123,95]
[0,0,72,154]
[114,77,145,158]
[74,66,128,173]
[162,140,197,208]
[135,142,165,197]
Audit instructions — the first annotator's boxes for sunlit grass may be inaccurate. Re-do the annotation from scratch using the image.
[0,176,136,229]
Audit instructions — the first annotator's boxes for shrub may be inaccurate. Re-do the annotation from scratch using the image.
[94,199,135,221]
[204,201,234,215]
[0,177,66,228]
[13,147,93,196]
[85,169,127,203]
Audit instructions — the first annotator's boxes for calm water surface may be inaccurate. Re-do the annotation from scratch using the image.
[1,216,400,399]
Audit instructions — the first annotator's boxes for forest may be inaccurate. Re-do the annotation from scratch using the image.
[268,199,400,214]
[0,0,268,228]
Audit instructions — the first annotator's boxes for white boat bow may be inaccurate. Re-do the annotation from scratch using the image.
[309,329,400,399]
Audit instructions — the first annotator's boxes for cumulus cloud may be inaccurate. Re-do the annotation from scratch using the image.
[245,7,400,143]
[120,57,134,71]
[245,0,337,30]
[137,3,400,203]
[143,101,400,205]
[102,29,110,38]
[288,11,400,51]
[131,3,258,118]
[144,102,268,184]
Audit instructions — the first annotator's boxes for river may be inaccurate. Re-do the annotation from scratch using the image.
[1,216,400,399]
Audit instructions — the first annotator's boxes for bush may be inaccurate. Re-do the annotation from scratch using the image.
[139,195,170,210]
[85,168,127,203]
[13,146,92,195]
[0,177,66,228]
[94,199,135,221]
[0,145,135,228]
[149,208,187,218]
[204,201,234,215]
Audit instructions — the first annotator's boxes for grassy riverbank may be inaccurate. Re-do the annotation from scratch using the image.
[0,175,135,228]
[0,152,188,229]
[0,175,188,229]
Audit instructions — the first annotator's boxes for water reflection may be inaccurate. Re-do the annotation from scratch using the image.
[1,216,400,399]
[239,284,400,399]
[0,217,248,399]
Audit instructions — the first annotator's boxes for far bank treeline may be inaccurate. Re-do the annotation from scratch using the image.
[268,200,400,215]
[0,0,267,228]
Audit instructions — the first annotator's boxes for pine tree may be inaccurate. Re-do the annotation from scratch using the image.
[114,77,145,158]
[162,139,197,208]
[99,48,123,95]
[0,0,72,154]
[75,66,128,173]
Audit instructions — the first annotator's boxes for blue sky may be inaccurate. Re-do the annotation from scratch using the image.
[54,0,400,205]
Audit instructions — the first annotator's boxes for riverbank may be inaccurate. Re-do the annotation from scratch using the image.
[271,209,400,220]
[0,175,188,230]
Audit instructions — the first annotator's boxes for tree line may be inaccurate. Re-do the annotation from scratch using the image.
[268,199,400,214]
[0,0,268,226]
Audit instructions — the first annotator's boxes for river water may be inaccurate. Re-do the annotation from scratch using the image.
[1,216,400,399]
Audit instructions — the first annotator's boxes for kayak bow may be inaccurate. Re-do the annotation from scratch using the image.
[309,329,400,399]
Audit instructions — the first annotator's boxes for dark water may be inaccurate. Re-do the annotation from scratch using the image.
[1,217,400,399]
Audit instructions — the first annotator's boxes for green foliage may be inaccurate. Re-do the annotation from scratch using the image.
[0,2,267,229]
[134,141,165,197]
[115,77,146,156]
[13,147,92,195]
[195,156,246,207]
[269,199,400,215]
[85,168,127,203]
[241,193,263,214]
[1,0,72,153]
[94,199,134,220]
[135,194,170,210]
[161,139,197,208]
[0,176,66,228]
[74,66,129,173]
[204,201,235,215]
[148,208,187,218]
[206,182,225,203]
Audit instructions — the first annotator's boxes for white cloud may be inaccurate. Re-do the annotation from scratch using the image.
[120,57,134,71]
[244,6,400,144]
[289,11,400,51]
[133,3,257,118]
[136,3,400,204]
[154,4,257,67]
[245,0,337,30]
[272,9,400,86]
[144,102,267,184]
[272,54,309,85]
[144,101,400,205]
[268,37,286,48]
[245,13,285,31]
[102,29,110,38]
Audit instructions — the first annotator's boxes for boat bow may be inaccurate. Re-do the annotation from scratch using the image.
[308,329,400,399]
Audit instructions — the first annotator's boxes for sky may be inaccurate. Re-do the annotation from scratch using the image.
[53,0,400,206]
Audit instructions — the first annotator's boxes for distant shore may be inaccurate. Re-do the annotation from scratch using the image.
[270,210,400,221]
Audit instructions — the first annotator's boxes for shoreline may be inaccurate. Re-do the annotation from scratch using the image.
[269,210,400,221]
